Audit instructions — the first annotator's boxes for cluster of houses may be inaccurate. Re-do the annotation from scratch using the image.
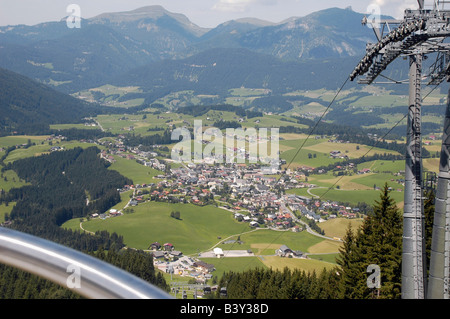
[150,240,306,283]
[149,242,183,260]
[92,154,366,229]
[82,134,381,272]
[310,198,360,219]
[142,158,166,171]
[329,150,348,159]
[92,133,397,227]
[99,150,116,163]
[49,146,64,152]
[91,208,123,220]
[99,146,166,171]
[149,242,217,282]
[46,134,66,142]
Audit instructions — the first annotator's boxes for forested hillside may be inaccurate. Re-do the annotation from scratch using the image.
[111,48,362,99]
[3,147,131,226]
[0,67,101,135]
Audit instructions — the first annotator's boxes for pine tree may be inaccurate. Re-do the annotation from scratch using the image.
[368,183,402,299]
[424,190,435,270]
[336,183,402,299]
[336,225,365,298]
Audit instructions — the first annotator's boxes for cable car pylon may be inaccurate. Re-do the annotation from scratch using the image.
[351,0,450,299]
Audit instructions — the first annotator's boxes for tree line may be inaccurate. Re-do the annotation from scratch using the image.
[177,104,263,118]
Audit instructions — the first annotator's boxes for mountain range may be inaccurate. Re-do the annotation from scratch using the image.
[0,5,379,95]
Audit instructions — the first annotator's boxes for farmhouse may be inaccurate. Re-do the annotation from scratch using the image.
[152,251,165,260]
[193,261,215,273]
[164,243,174,251]
[150,242,161,250]
[277,245,293,257]
[329,150,341,158]
[109,209,121,216]
[213,247,224,258]
[249,221,259,227]
[276,245,303,258]
[170,250,183,258]
[129,199,138,206]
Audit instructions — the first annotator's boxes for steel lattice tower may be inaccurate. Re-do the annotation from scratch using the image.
[350,0,450,299]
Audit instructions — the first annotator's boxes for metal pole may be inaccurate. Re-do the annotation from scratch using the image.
[418,0,424,9]
[402,53,427,299]
[427,87,450,299]
[0,227,173,299]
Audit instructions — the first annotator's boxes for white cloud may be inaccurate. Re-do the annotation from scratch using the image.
[368,0,418,18]
[212,0,278,13]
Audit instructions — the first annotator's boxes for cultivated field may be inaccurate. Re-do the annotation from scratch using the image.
[319,218,364,240]
[259,256,336,273]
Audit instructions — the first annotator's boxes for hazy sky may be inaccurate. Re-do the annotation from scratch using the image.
[0,0,421,28]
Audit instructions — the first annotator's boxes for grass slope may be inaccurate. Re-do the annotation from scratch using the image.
[69,201,246,255]
[107,155,161,185]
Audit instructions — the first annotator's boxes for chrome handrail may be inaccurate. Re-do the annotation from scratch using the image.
[0,227,173,299]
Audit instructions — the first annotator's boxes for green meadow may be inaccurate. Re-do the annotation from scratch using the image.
[351,173,404,191]
[74,84,144,108]
[277,133,409,206]
[63,200,340,258]
[93,109,307,139]
[357,159,405,173]
[205,248,338,277]
[3,140,102,164]
[94,111,195,136]
[297,187,404,206]
[199,257,268,279]
[0,135,50,148]
[259,256,337,273]
[107,155,162,185]
[277,133,401,170]
[216,228,330,255]
[49,123,99,130]
[319,218,364,239]
[307,253,340,265]
[0,170,29,191]
[0,202,15,223]
[199,255,337,279]
[64,201,247,254]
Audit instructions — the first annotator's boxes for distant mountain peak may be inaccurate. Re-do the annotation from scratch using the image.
[90,5,169,22]
[129,5,167,13]
[88,5,208,36]
[233,18,275,27]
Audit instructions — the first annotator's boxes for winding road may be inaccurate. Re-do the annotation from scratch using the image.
[280,200,342,242]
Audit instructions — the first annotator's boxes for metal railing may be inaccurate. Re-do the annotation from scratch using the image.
[0,227,173,299]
